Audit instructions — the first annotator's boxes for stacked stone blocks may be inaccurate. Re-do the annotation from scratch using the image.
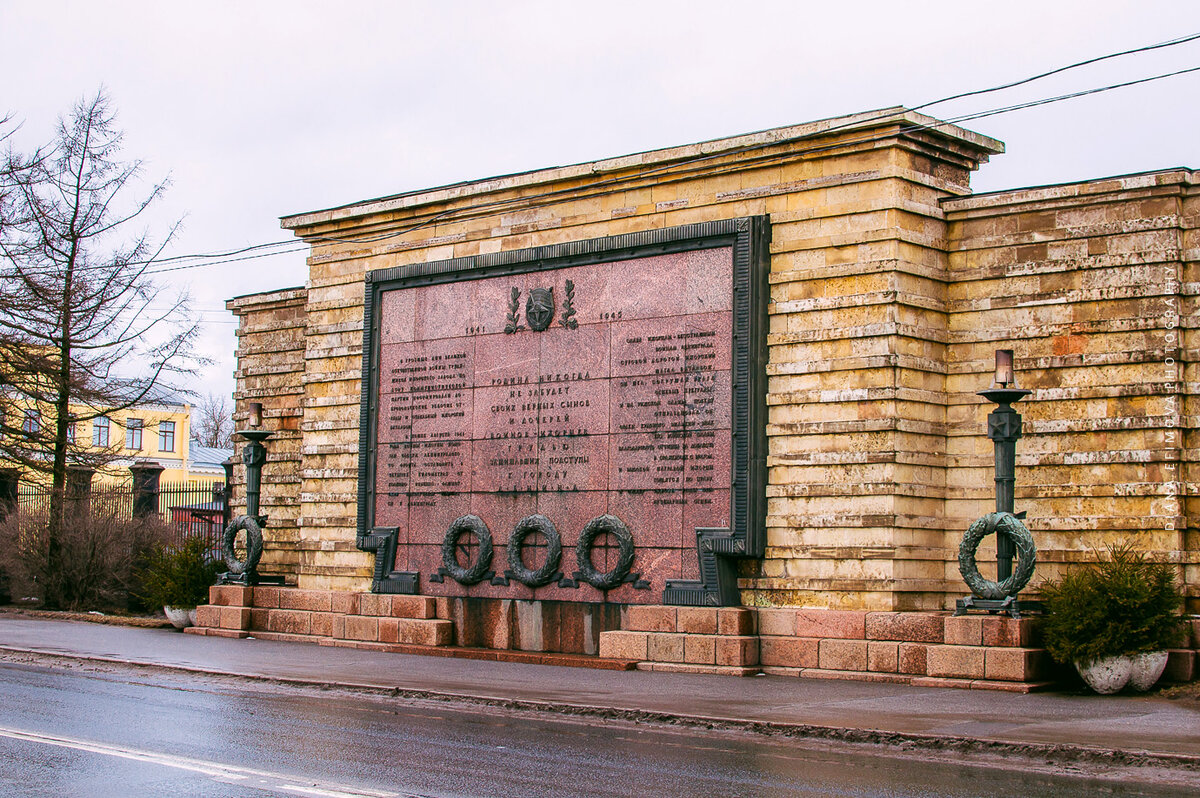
[598,605,759,675]
[190,585,452,649]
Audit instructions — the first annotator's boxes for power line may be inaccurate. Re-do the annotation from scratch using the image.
[5,32,1199,278]
[292,60,1200,252]
[909,31,1200,113]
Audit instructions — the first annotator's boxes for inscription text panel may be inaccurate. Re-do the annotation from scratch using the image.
[372,246,734,601]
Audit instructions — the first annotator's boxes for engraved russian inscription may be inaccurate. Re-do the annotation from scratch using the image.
[373,247,735,601]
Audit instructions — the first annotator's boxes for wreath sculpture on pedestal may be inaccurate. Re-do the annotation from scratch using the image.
[957,511,1037,600]
[223,515,264,576]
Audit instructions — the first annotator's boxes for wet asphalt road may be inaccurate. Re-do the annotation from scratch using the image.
[0,659,1190,798]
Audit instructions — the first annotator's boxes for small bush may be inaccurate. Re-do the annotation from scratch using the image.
[0,509,174,611]
[1039,542,1185,665]
[136,536,223,610]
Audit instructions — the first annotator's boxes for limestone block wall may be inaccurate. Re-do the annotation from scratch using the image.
[758,129,993,611]
[239,108,1195,613]
[942,170,1199,610]
[274,109,1001,608]
[226,287,307,581]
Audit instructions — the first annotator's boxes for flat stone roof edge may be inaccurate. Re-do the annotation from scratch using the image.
[280,107,1004,231]
[943,167,1199,212]
[226,286,308,309]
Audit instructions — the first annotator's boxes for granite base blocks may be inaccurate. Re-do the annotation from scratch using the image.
[193,590,1197,691]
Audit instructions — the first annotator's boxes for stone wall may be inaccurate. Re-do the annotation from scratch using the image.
[226,287,307,581]
[230,107,1196,613]
[943,170,1198,610]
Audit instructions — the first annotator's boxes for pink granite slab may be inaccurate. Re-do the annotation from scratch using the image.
[409,386,473,442]
[682,488,732,534]
[679,539,700,581]
[684,246,733,314]
[607,546,682,601]
[474,277,529,338]
[375,443,413,495]
[609,376,663,433]
[469,492,538,545]
[535,490,609,542]
[606,252,686,321]
[407,493,472,547]
[545,263,612,328]
[408,439,471,494]
[609,312,732,380]
[539,323,610,379]
[377,393,413,443]
[374,490,409,532]
[684,428,730,490]
[609,433,686,491]
[682,369,731,431]
[531,379,610,438]
[472,384,541,442]
[473,331,540,387]
[536,434,609,492]
[379,289,417,344]
[608,489,684,549]
[414,281,480,342]
[470,438,540,493]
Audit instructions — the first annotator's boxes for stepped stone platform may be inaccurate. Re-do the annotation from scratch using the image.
[191,587,1199,691]
[188,586,637,669]
[600,606,1198,692]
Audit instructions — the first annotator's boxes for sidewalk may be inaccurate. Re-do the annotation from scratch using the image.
[2,614,1199,765]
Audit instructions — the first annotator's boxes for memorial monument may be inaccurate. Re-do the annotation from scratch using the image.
[358,220,768,607]
[201,107,1197,688]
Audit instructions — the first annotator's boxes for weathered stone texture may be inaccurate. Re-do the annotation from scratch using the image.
[232,108,1195,613]
[226,288,308,581]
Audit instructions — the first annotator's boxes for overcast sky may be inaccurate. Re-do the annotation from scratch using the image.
[2,1,1197,405]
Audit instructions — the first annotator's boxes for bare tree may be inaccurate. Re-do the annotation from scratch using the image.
[192,392,233,449]
[0,91,201,580]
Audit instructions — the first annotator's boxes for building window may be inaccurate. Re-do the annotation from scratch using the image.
[67,421,76,443]
[22,410,40,435]
[93,416,110,447]
[159,420,175,452]
[125,418,143,450]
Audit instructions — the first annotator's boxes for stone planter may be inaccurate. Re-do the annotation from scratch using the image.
[1075,655,1133,694]
[163,606,197,630]
[1127,650,1169,692]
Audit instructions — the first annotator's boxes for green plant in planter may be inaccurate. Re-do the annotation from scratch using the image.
[1039,542,1185,666]
[136,536,223,610]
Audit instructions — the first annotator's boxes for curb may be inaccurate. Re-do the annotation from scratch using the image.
[4,644,1199,779]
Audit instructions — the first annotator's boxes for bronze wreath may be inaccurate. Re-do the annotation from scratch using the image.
[958,511,1037,600]
[505,514,562,587]
[574,514,636,591]
[440,515,494,585]
[223,515,264,575]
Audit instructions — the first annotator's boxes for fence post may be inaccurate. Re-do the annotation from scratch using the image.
[65,466,95,518]
[222,455,236,529]
[0,468,18,521]
[129,460,165,518]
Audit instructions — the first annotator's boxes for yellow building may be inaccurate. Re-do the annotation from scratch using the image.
[4,397,222,487]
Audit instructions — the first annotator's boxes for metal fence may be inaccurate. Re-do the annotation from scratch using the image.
[16,480,228,547]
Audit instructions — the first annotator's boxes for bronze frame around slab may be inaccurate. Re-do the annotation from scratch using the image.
[356,216,770,604]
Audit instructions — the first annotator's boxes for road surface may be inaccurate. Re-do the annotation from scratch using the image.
[0,657,1191,797]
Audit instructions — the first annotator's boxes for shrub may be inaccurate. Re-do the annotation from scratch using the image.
[0,509,173,611]
[1039,542,1186,665]
[136,536,223,610]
